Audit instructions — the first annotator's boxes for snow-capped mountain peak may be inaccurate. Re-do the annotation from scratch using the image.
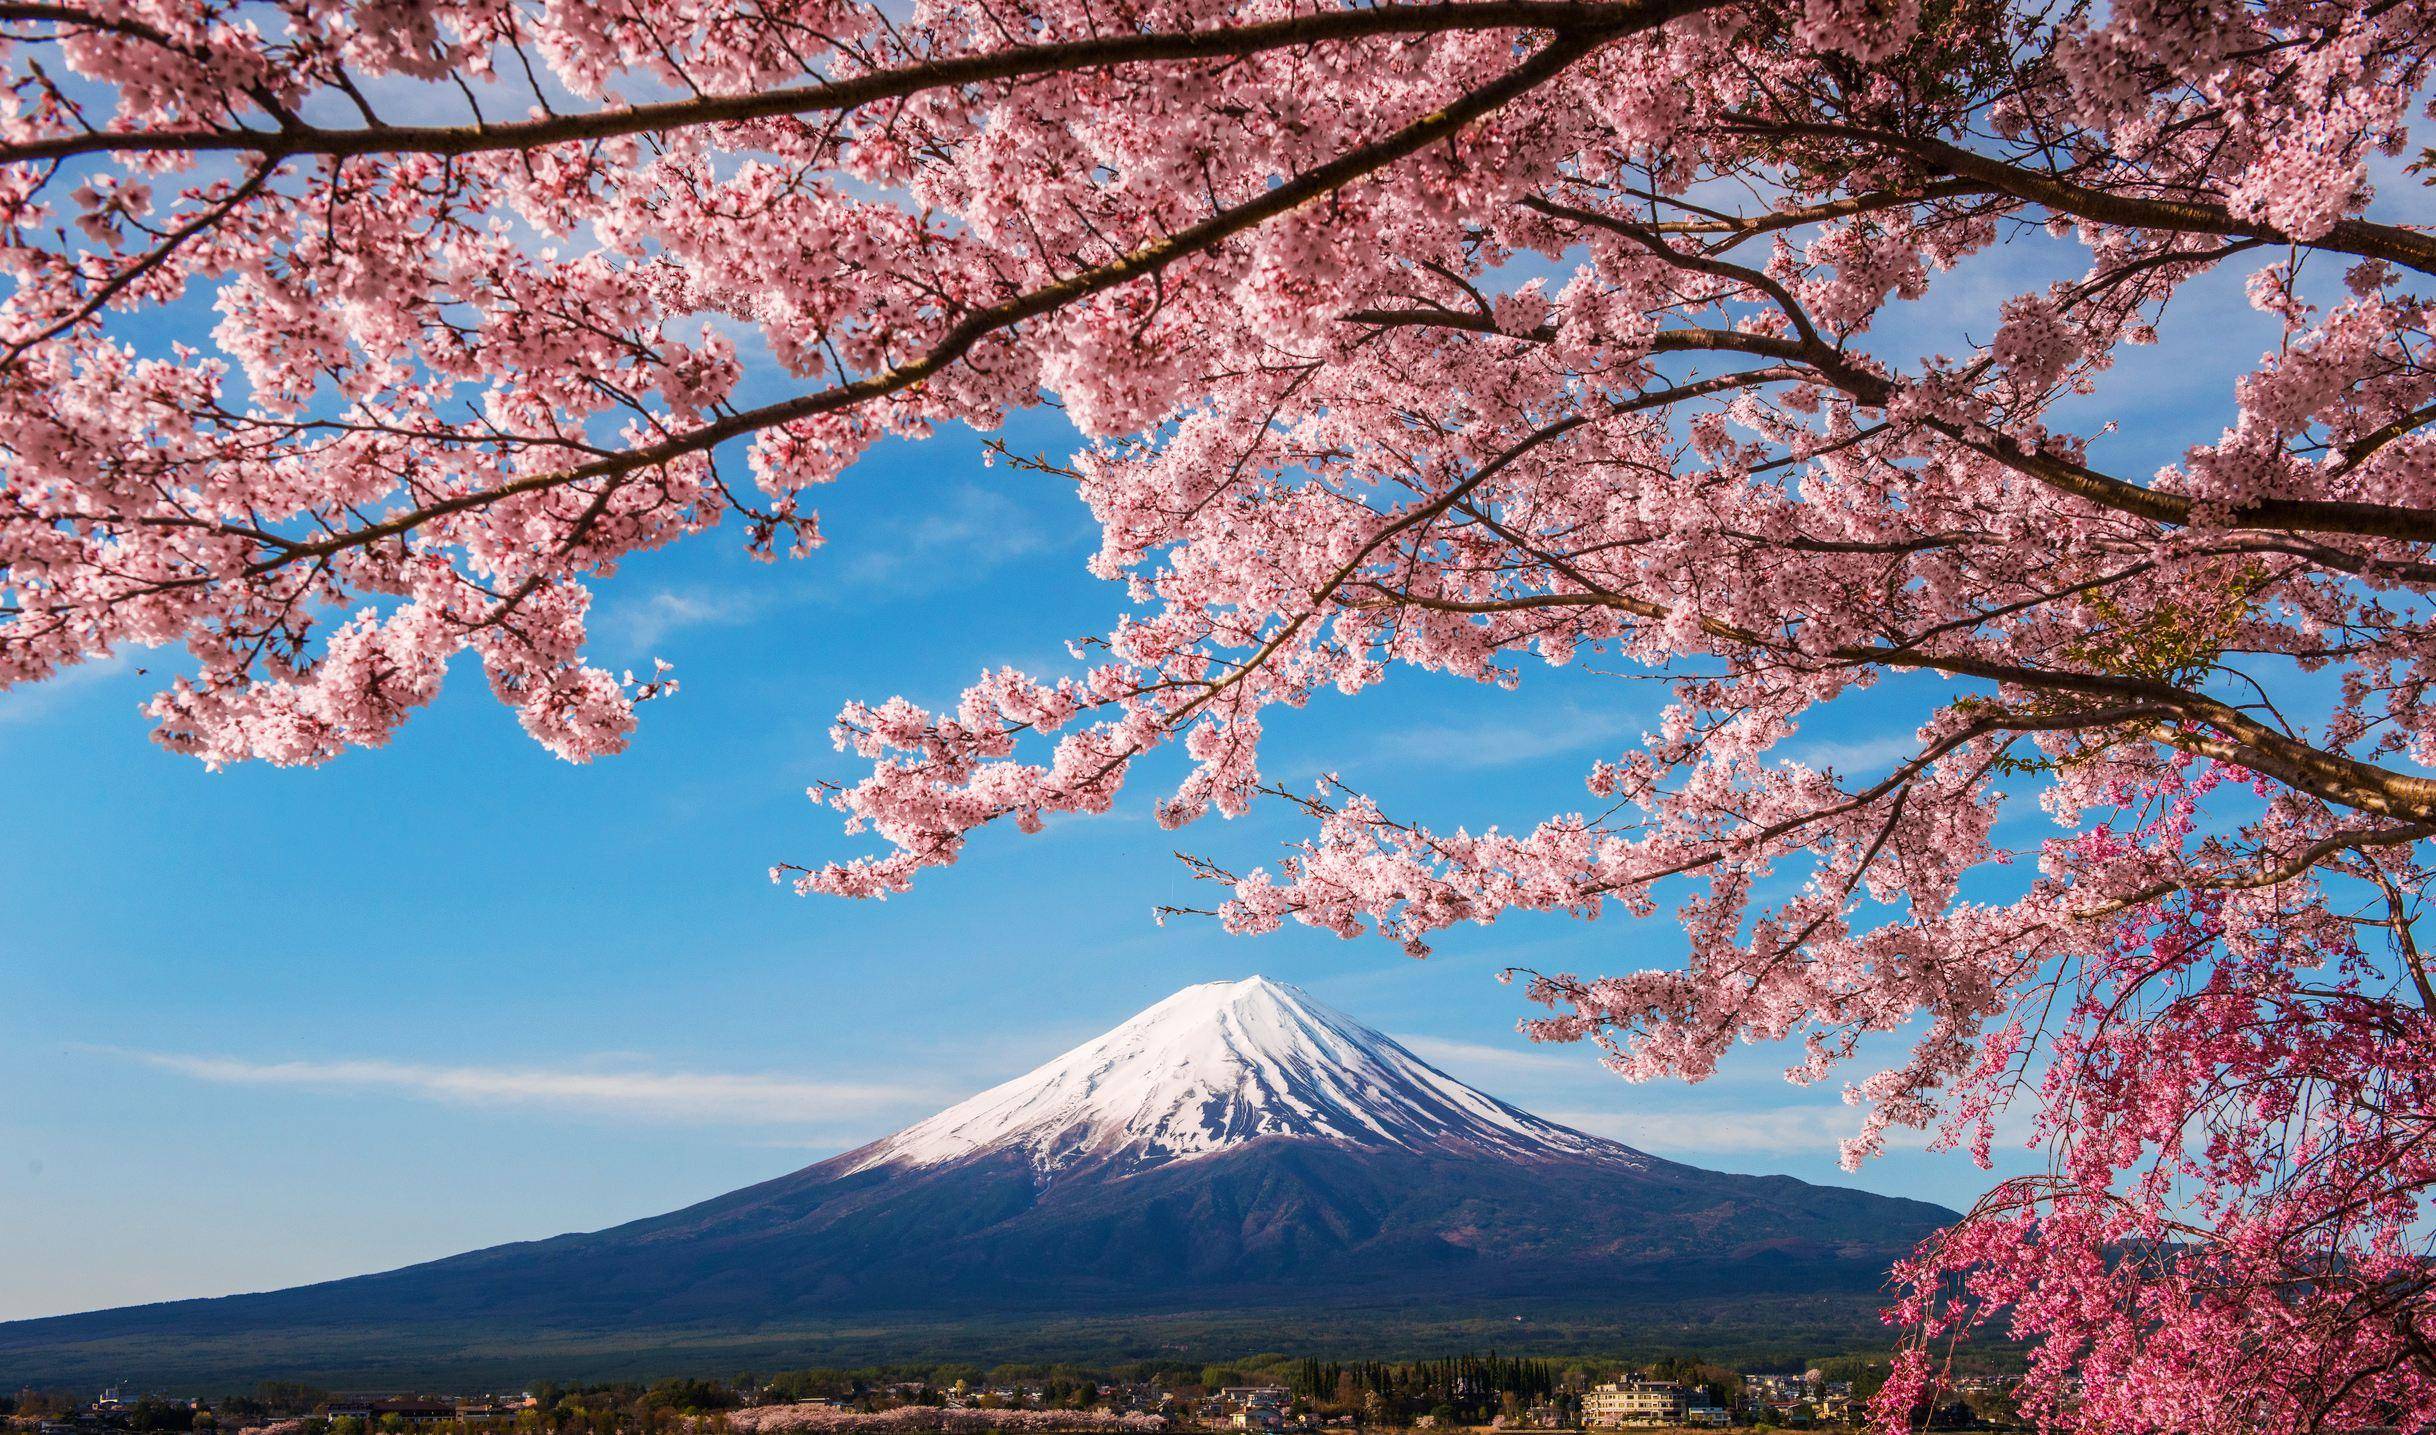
[848,975,1635,1177]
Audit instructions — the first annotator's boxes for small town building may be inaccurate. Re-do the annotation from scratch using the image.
[1581,1380,1690,1428]
[1738,1372,1810,1411]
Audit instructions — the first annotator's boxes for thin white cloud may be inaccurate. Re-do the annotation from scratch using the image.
[1549,1101,2045,1160]
[836,483,1064,592]
[104,1049,936,1126]
[601,588,764,652]
[1775,729,1930,776]
[0,653,133,728]
[1397,1033,1597,1077]
[594,481,1071,652]
[1367,702,1639,771]
[1543,1104,1859,1156]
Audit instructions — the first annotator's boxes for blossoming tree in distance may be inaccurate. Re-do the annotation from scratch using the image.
[2,0,2433,1425]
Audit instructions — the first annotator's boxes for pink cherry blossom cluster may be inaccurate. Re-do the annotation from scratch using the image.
[6,0,2436,1427]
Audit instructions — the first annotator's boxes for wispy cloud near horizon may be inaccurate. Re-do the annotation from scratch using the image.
[1399,1033,1874,1157]
[1544,1103,1860,1156]
[1396,1032,1601,1078]
[98,1048,940,1127]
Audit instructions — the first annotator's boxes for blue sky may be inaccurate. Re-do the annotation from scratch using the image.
[0,409,1989,1325]
[0,211,2311,1326]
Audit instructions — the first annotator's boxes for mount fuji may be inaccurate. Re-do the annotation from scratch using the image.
[845,975,1623,1176]
[0,978,1954,1385]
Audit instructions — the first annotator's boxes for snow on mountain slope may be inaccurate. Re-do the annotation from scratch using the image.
[847,975,1638,1177]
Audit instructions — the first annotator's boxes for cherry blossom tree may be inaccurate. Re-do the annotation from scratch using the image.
[4,0,2435,1427]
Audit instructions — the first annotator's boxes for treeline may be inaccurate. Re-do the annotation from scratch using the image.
[748,1365,1194,1406]
[751,1365,1217,1400]
[3,1385,340,1431]
[0,1398,204,1433]
[1288,1355,1560,1404]
[754,1372,1104,1413]
[8,1347,1985,1434]
[1285,1354,1565,1426]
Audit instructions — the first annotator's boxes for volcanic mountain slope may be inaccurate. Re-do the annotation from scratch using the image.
[0,977,1955,1383]
[845,972,1623,1173]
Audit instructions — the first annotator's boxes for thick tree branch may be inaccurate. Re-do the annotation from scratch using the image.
[2078,822,2436,916]
[162,16,1672,577]
[1730,120,2436,278]
[1349,297,2436,549]
[0,1,1716,165]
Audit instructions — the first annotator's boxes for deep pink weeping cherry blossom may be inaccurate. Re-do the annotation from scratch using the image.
[6,1,2436,1428]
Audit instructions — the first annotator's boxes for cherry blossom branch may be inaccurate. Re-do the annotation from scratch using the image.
[155,17,1670,581]
[1729,119,2436,279]
[1352,298,2436,551]
[2081,822,2436,916]
[0,2,1714,165]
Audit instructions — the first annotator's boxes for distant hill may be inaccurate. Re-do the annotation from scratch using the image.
[0,978,1951,1386]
